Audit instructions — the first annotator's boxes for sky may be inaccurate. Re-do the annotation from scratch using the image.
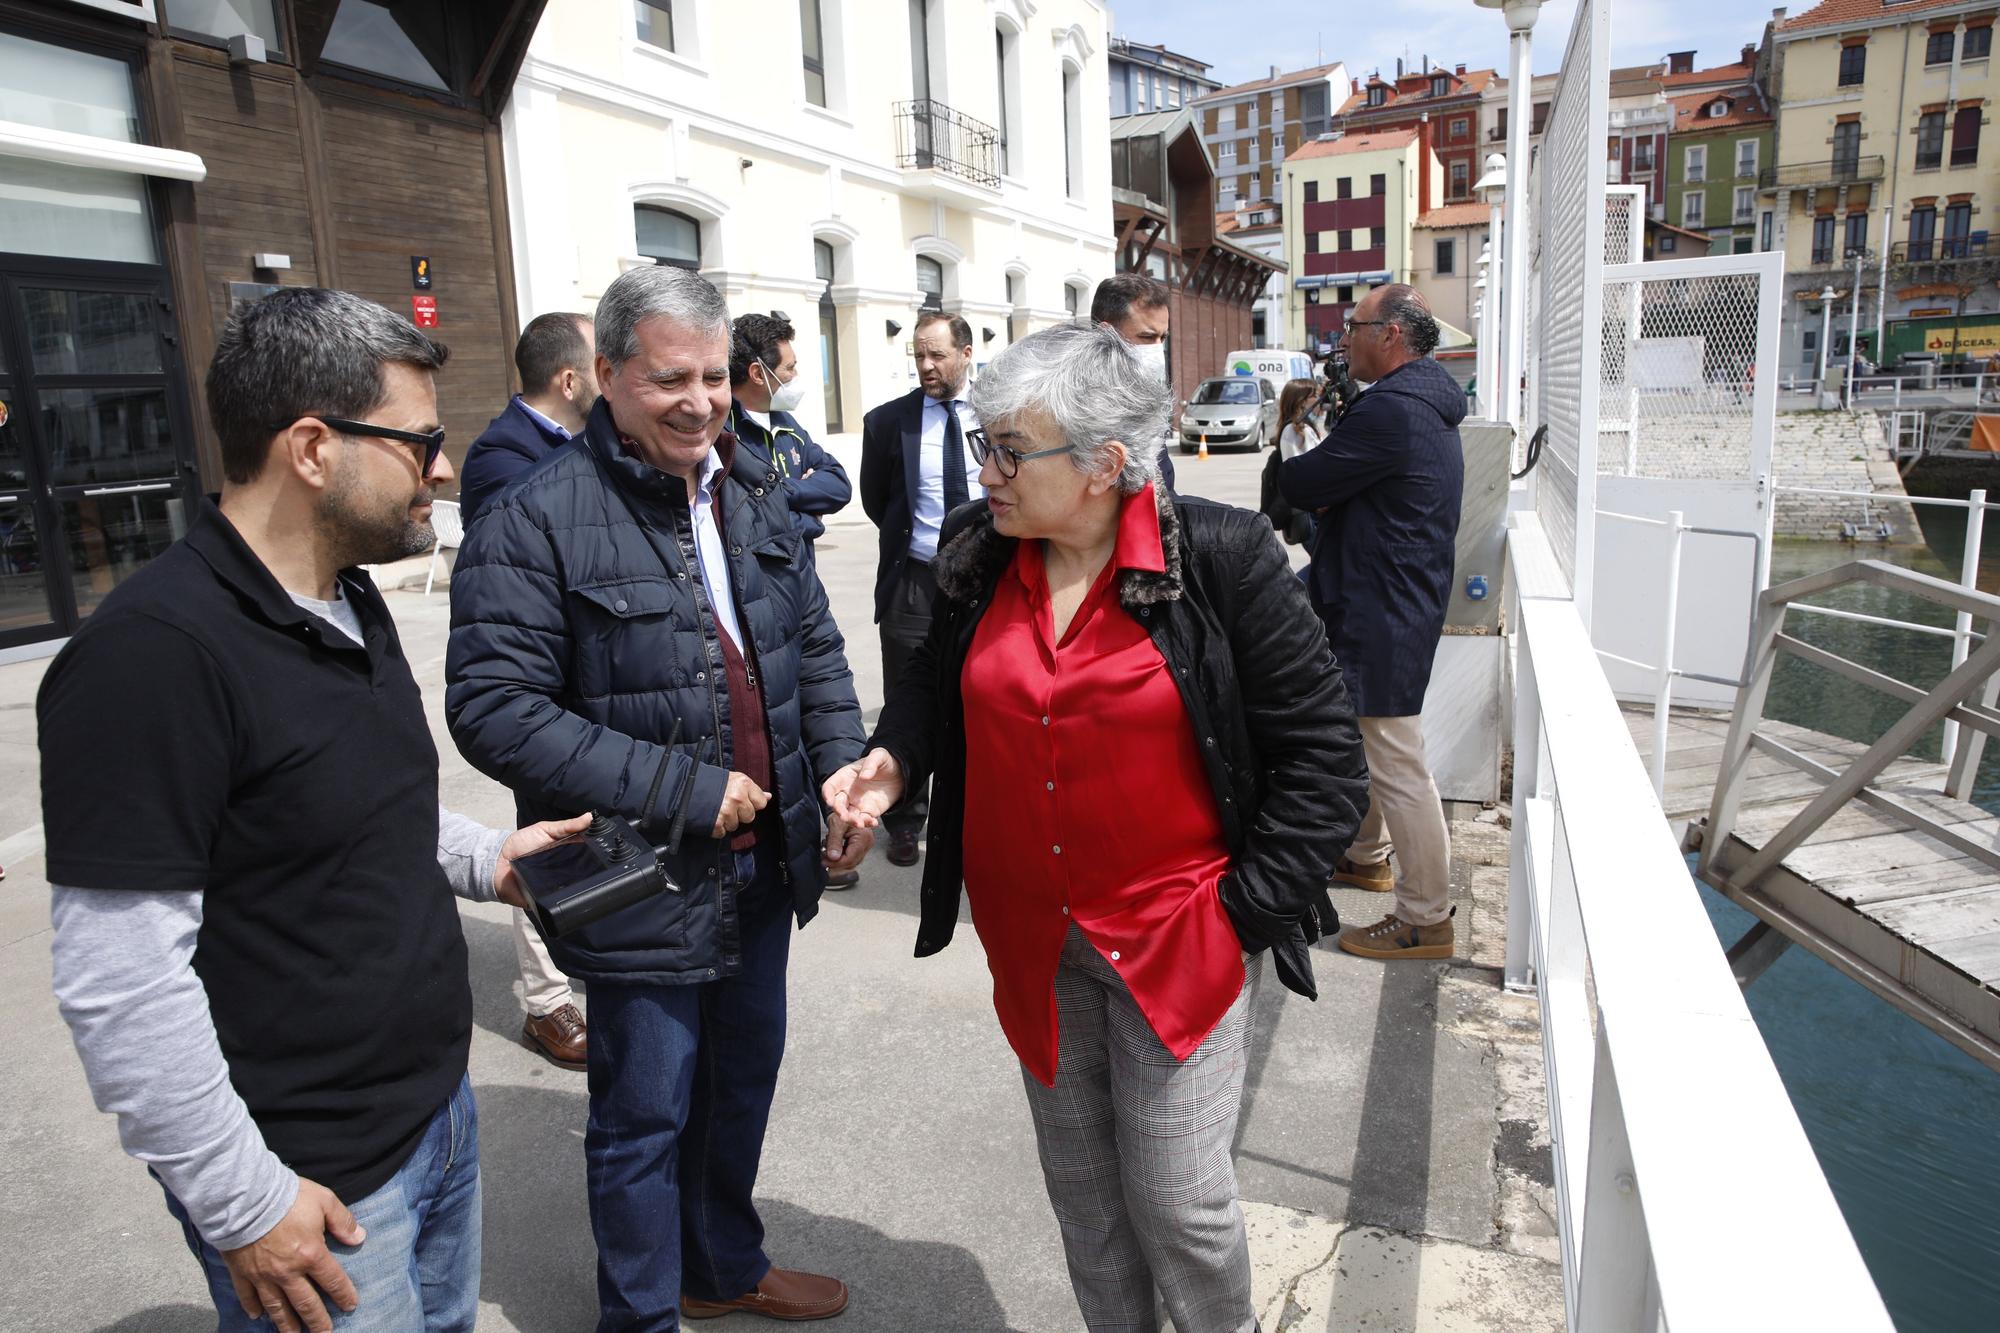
[1114,0,1779,88]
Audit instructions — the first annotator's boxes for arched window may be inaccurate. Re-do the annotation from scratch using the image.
[916,256,945,311]
[636,205,701,269]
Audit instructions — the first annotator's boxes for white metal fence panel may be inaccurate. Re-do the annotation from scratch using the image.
[1603,184,1644,265]
[1592,252,1783,708]
[1528,0,1611,622]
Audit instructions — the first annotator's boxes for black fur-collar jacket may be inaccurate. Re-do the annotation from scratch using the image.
[868,487,1369,1001]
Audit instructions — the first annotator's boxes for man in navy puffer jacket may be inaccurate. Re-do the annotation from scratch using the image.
[446,265,868,1328]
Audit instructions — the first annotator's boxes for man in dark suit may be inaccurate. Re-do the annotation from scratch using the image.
[1280,283,1464,962]
[458,312,597,526]
[456,311,599,1070]
[727,312,852,569]
[859,312,979,866]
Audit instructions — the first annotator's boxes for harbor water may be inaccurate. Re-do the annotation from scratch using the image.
[1702,515,2000,1331]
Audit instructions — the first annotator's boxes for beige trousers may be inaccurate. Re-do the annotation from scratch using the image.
[1348,715,1453,927]
[513,907,575,1017]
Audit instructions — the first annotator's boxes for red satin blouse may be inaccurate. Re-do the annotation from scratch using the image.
[961,485,1245,1087]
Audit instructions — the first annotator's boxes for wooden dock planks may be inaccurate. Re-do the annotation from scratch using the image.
[1625,705,2000,1068]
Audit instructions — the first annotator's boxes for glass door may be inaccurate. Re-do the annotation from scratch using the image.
[0,265,197,649]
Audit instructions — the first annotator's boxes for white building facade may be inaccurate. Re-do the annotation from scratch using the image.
[502,0,1115,439]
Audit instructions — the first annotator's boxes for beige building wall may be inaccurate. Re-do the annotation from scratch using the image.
[1281,136,1439,350]
[503,0,1116,438]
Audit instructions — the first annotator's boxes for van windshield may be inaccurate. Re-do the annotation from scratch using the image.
[1193,380,1262,405]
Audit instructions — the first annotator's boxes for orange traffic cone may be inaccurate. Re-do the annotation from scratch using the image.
[1197,436,1210,461]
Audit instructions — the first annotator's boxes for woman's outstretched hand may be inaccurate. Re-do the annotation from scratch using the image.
[822,748,905,830]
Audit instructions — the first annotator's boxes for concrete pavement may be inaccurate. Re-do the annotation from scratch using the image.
[0,443,1559,1331]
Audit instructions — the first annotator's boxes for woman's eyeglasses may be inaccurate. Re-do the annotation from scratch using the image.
[967,427,1076,479]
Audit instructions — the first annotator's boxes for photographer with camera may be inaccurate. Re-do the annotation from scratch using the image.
[1280,284,1465,963]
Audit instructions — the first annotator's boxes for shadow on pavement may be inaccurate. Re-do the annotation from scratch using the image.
[92,1307,212,1333]
[473,1072,1020,1332]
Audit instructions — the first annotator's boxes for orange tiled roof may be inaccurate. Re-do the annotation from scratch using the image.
[1779,0,1969,33]
[1414,202,1493,229]
[1286,129,1420,161]
[1661,60,1753,88]
[1335,67,1499,117]
[1670,87,1774,131]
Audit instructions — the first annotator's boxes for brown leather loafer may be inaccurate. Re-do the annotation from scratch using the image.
[521,1003,587,1071]
[681,1266,849,1321]
[885,828,920,866]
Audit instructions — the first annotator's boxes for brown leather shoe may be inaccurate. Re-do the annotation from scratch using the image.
[681,1266,849,1321]
[886,828,920,866]
[824,867,860,891]
[521,1003,587,1071]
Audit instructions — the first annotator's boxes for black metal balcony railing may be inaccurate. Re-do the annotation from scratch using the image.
[894,99,1001,189]
[1891,236,1993,264]
[1757,155,1886,189]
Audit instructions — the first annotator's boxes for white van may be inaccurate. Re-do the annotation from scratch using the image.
[1223,349,1316,401]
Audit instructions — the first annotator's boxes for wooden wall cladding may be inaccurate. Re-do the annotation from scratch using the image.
[172,54,323,351]
[316,91,512,477]
[158,51,513,488]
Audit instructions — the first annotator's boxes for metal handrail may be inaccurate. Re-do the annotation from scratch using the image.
[893,99,1001,188]
[1504,512,1892,1331]
[1703,557,2000,900]
[1756,155,1885,188]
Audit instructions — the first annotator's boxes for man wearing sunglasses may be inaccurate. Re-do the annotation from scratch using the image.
[1279,282,1465,965]
[40,287,590,1333]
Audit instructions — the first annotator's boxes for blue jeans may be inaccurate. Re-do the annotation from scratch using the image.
[162,1072,481,1332]
[586,846,792,1331]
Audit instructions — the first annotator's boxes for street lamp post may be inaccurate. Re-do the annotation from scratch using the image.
[1845,250,1865,410]
[1474,274,1490,412]
[1818,284,1837,399]
[1474,153,1508,422]
[1475,0,1541,429]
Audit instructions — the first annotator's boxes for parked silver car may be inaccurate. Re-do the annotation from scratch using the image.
[1178,376,1278,452]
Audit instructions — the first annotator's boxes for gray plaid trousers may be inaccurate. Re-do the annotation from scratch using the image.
[1019,925,1258,1333]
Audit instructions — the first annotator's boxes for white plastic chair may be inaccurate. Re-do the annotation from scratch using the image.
[425,499,463,597]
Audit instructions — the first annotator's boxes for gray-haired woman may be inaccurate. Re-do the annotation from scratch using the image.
[823,320,1368,1331]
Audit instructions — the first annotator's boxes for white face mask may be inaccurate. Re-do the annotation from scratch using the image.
[761,360,808,414]
[1127,340,1168,380]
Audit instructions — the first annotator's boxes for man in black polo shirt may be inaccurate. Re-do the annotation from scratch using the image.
[40,288,587,1333]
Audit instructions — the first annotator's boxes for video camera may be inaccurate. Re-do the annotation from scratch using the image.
[1320,348,1360,424]
[508,721,707,938]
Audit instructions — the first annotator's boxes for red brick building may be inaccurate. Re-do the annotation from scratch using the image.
[1332,62,1498,204]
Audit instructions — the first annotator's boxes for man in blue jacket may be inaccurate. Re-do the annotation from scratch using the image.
[1280,283,1464,962]
[447,265,869,1327]
[457,310,599,1071]
[458,312,597,526]
[727,312,852,568]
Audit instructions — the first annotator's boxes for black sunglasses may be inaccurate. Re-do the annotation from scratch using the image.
[276,416,448,475]
[967,427,1075,479]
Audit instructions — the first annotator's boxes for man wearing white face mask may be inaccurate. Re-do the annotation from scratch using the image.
[729,312,853,570]
[1092,273,1179,490]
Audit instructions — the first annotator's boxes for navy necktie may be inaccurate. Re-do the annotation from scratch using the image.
[942,399,968,512]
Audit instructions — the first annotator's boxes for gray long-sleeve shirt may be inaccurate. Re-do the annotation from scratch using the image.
[49,588,509,1252]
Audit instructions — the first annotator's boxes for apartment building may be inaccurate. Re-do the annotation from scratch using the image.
[503,0,1115,438]
[1191,60,1351,210]
[1108,36,1217,117]
[1609,61,1672,215]
[1766,0,2000,374]
[1334,60,1498,203]
[1282,127,1443,352]
[1666,82,1774,253]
